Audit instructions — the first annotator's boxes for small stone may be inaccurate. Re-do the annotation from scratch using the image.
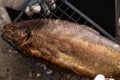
[41,64,47,70]
[25,6,33,15]
[30,3,41,13]
[36,73,41,78]
[8,49,12,53]
[94,74,105,80]
[47,70,53,75]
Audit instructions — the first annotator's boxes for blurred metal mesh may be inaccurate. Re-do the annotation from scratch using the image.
[2,0,120,80]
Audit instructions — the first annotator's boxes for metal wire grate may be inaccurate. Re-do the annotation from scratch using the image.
[13,0,120,44]
[2,0,120,80]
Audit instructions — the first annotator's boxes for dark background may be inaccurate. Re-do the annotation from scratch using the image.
[69,0,115,36]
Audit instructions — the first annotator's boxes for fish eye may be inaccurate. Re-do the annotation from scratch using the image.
[13,25,25,30]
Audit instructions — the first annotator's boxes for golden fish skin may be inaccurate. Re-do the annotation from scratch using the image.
[2,19,120,78]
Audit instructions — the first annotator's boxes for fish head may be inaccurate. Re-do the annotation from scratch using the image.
[3,22,30,45]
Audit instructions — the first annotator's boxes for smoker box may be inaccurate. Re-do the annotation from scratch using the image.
[1,0,119,80]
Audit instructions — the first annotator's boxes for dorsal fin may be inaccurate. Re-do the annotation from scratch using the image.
[81,25,100,35]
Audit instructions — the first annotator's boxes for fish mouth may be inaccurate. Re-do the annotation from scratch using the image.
[2,31,13,41]
[2,29,30,46]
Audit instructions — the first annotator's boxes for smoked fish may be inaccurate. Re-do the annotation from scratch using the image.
[2,19,120,78]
